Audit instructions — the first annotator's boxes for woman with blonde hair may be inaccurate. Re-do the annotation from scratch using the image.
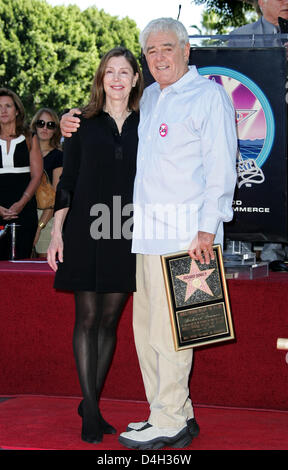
[31,108,63,257]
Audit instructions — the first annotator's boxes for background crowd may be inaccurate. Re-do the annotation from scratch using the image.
[0,89,63,260]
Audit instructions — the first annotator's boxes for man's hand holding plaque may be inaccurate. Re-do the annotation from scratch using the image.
[188,231,215,265]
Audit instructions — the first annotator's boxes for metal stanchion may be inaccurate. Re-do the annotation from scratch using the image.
[10,222,19,260]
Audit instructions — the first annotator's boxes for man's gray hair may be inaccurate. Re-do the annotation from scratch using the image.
[140,17,189,51]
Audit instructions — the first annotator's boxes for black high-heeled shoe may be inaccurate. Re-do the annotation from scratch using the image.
[81,403,103,444]
[78,400,117,435]
[82,428,103,444]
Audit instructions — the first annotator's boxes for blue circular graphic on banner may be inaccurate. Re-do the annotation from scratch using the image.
[198,66,275,169]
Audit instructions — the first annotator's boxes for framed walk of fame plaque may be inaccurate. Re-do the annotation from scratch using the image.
[161,245,234,351]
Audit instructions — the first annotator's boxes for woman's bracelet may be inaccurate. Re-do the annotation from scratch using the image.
[23,191,31,199]
[38,221,46,229]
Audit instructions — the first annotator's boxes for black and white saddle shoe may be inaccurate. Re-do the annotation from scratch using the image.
[118,424,192,450]
[126,418,200,437]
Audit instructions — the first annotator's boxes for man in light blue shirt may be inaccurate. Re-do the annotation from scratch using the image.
[118,18,237,450]
[132,61,237,257]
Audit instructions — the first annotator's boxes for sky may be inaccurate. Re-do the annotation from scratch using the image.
[46,0,204,35]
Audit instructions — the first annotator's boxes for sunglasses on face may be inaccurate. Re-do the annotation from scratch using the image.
[36,119,56,130]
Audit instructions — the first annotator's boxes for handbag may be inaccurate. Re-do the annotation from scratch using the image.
[36,170,55,210]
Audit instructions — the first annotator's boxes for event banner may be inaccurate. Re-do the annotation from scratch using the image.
[142,48,288,242]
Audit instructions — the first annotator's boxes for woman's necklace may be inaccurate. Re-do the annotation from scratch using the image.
[0,133,15,153]
[104,107,131,122]
[0,123,16,140]
[104,107,132,134]
[0,132,15,141]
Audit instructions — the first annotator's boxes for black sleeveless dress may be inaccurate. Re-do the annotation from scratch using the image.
[54,111,138,292]
[0,135,38,260]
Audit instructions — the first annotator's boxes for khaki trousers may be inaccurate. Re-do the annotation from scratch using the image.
[133,254,194,429]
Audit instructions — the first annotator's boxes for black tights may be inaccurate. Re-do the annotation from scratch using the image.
[73,291,129,442]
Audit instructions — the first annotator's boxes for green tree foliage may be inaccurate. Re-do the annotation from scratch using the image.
[192,8,258,35]
[0,0,140,119]
[193,0,260,32]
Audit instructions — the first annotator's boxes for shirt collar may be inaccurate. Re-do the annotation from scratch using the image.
[262,16,279,33]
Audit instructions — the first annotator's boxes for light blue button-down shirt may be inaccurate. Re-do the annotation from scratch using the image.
[132,66,237,255]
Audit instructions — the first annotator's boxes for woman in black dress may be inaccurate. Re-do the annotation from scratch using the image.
[31,108,63,257]
[47,48,143,444]
[0,88,42,260]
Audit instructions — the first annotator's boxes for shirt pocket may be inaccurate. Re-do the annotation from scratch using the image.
[155,121,200,156]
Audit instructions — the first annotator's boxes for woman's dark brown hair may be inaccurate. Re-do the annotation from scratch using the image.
[83,47,143,118]
[30,107,62,149]
[0,87,29,138]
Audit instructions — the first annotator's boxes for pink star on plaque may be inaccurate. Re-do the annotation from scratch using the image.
[177,260,215,302]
